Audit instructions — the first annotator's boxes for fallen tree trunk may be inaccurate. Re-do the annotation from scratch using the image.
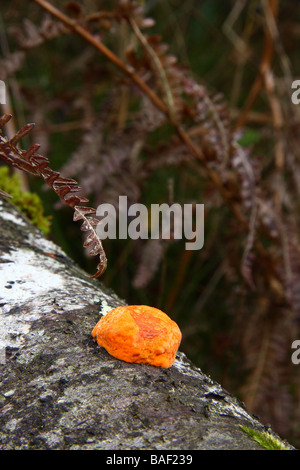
[0,196,294,450]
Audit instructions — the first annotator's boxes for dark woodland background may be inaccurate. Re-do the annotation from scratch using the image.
[1,0,300,448]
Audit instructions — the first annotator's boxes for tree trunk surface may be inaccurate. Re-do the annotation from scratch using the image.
[0,196,294,450]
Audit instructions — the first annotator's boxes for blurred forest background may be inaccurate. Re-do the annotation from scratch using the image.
[1,0,300,448]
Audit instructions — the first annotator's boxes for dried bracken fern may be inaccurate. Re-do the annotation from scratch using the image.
[0,113,107,278]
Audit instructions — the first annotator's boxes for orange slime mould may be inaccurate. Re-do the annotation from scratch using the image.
[92,305,182,368]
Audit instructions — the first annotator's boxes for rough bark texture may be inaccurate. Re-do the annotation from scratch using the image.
[0,196,294,450]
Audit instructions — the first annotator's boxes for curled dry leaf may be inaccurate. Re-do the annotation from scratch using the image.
[0,113,107,278]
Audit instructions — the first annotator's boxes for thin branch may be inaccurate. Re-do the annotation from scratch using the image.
[128,15,177,125]
[234,0,279,131]
[32,0,168,116]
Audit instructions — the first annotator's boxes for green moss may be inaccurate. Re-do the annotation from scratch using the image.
[239,425,293,450]
[0,166,52,234]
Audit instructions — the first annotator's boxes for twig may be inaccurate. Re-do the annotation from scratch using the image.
[234,0,279,131]
[32,0,168,116]
[128,15,177,125]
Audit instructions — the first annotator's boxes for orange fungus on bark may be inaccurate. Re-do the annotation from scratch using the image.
[92,305,182,368]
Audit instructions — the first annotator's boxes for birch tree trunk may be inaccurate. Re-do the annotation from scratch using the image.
[0,196,293,450]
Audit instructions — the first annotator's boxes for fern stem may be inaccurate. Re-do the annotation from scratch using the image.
[32,0,168,117]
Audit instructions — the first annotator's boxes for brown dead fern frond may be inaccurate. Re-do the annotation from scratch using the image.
[0,113,107,278]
